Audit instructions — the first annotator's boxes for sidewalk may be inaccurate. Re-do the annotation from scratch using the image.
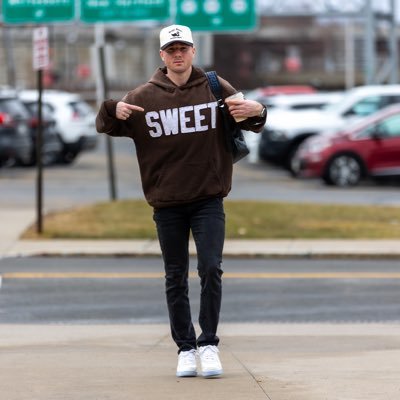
[1,323,400,400]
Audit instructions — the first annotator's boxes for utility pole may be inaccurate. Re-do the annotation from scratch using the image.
[345,18,355,89]
[2,26,17,87]
[389,0,398,84]
[364,0,375,85]
[95,24,117,201]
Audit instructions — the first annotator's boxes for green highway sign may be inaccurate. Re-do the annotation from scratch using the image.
[175,0,256,31]
[2,0,75,23]
[80,0,170,23]
[1,0,255,27]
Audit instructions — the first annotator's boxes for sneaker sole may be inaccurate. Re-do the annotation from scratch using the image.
[176,371,197,377]
[202,369,223,378]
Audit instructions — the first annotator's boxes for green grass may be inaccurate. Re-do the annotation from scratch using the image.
[22,199,400,239]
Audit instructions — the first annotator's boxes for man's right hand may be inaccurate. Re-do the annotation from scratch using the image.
[116,102,144,120]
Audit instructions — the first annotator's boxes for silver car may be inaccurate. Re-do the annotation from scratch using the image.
[18,90,98,164]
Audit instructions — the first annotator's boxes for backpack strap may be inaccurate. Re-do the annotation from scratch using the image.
[205,71,223,105]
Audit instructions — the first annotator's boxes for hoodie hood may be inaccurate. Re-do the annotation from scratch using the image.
[148,66,207,91]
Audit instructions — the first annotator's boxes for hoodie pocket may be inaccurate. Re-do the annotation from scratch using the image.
[153,161,223,204]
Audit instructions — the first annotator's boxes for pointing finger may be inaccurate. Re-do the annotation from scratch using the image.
[126,104,144,112]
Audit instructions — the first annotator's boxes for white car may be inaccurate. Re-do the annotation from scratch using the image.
[258,85,400,172]
[18,90,98,163]
[243,91,344,164]
[246,91,344,112]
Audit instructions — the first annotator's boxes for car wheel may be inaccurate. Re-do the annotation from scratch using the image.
[286,143,302,176]
[324,154,362,186]
[42,151,60,166]
[0,156,17,168]
[59,151,78,164]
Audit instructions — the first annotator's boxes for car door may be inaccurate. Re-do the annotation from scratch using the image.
[368,113,400,176]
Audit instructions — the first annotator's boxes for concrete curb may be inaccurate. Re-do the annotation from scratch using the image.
[4,238,400,259]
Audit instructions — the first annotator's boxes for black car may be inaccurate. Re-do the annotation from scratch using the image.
[0,91,32,167]
[22,101,63,166]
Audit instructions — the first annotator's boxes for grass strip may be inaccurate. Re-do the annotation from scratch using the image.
[22,199,400,239]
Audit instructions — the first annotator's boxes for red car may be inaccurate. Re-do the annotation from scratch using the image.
[294,104,400,186]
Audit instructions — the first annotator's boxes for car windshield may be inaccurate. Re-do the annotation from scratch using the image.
[378,114,400,137]
[357,112,400,139]
[0,98,30,119]
[69,101,93,117]
[324,92,398,116]
[24,101,54,120]
[344,112,380,135]
[322,90,375,114]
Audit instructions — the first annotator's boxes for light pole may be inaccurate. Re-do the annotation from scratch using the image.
[389,0,398,84]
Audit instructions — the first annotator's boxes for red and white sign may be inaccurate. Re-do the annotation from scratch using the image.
[33,26,49,71]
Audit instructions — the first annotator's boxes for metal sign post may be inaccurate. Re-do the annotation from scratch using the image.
[33,26,49,234]
[94,24,117,201]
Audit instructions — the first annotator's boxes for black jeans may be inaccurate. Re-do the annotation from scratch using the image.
[153,197,225,353]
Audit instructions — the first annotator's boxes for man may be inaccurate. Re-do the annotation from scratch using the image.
[96,24,266,378]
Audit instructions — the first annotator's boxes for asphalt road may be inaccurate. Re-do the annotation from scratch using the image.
[1,256,399,324]
[1,135,400,211]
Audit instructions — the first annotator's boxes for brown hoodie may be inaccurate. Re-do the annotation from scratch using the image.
[96,67,266,209]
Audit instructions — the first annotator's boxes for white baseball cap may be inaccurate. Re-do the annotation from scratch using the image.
[160,24,194,50]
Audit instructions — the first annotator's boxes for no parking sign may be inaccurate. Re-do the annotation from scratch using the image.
[33,26,49,70]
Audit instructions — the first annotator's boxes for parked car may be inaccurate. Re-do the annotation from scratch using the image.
[0,89,32,167]
[245,85,317,100]
[18,90,98,164]
[258,85,400,172]
[293,104,400,186]
[265,92,344,111]
[242,91,344,164]
[21,101,63,166]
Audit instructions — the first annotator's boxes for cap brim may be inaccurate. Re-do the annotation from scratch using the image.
[160,40,194,50]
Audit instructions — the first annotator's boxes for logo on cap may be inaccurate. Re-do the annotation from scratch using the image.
[169,27,183,39]
[160,24,194,50]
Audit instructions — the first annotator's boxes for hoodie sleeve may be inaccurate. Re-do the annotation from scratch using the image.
[96,99,130,137]
[218,77,267,133]
[238,108,267,133]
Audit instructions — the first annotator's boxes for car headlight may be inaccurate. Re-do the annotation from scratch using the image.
[306,137,331,153]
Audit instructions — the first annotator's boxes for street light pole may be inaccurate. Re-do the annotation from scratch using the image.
[345,18,355,89]
[389,0,398,84]
[95,24,117,201]
[364,0,375,85]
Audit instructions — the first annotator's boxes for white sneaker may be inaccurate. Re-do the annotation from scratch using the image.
[176,349,197,377]
[198,345,223,378]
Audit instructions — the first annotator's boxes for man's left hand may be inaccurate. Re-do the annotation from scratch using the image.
[226,99,264,120]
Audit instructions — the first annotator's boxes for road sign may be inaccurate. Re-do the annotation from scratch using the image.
[80,0,170,23]
[33,26,50,70]
[176,0,256,31]
[2,0,75,23]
